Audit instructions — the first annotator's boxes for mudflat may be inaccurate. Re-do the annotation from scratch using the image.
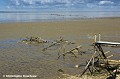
[0,18,120,39]
[0,18,120,79]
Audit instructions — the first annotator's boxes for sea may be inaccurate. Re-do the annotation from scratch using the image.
[0,11,120,23]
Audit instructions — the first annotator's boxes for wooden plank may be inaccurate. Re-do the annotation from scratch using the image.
[108,60,120,65]
[95,41,120,45]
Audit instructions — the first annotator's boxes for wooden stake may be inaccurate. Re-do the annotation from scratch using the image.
[94,34,97,43]
[80,52,96,77]
[99,33,101,41]
[107,55,114,59]
[105,51,110,54]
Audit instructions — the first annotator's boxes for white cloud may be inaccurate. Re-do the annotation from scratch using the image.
[99,1,114,5]
[87,3,97,8]
[6,6,10,9]
[10,0,86,5]
[15,0,20,5]
[22,0,35,5]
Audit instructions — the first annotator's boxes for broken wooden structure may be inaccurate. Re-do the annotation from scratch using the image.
[80,34,120,77]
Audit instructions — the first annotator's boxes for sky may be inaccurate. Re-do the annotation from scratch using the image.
[0,0,120,11]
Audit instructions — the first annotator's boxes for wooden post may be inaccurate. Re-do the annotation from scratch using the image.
[99,33,101,41]
[80,52,96,77]
[107,55,113,59]
[105,51,110,54]
[94,34,97,43]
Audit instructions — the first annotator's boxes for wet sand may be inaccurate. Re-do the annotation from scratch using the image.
[0,18,120,40]
[0,18,120,79]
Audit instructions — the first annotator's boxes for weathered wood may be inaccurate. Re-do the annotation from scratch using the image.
[80,52,96,77]
[105,51,111,54]
[62,45,82,57]
[42,37,75,51]
[108,60,120,65]
[95,44,107,59]
[107,55,114,59]
[95,41,120,45]
[21,36,48,44]
[81,34,120,77]
[42,42,57,51]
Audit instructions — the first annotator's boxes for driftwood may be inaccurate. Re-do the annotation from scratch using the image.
[42,37,75,51]
[61,45,82,58]
[80,54,120,77]
[58,45,85,59]
[20,36,48,44]
[80,52,97,76]
[108,60,120,65]
[42,37,75,59]
[42,42,58,51]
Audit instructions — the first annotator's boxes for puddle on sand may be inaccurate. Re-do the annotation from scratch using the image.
[0,39,46,61]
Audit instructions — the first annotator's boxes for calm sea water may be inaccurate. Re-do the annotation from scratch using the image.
[0,11,120,23]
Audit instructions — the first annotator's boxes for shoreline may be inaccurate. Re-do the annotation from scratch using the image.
[0,16,120,24]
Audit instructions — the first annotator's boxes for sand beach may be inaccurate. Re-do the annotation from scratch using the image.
[0,18,120,79]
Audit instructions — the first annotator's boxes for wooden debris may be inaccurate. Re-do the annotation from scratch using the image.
[42,37,75,51]
[107,55,114,59]
[57,45,85,59]
[20,36,48,44]
[62,45,82,57]
[80,52,97,77]
[80,34,120,77]
[42,42,57,51]
[108,60,120,65]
